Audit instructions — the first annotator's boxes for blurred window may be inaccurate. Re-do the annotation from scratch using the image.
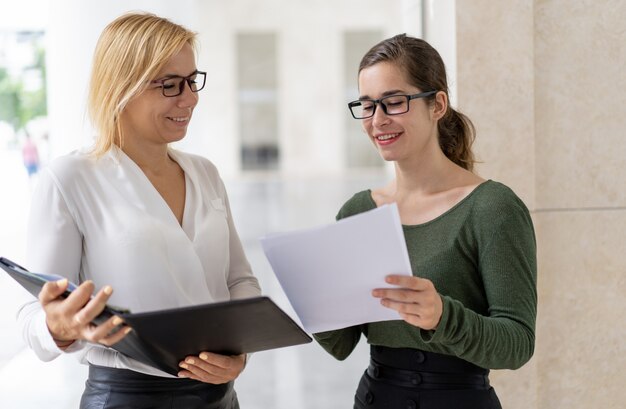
[237,32,279,171]
[344,31,384,169]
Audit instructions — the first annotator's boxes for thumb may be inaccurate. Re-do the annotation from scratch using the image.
[39,279,69,305]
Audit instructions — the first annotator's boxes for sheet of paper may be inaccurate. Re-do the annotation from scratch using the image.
[260,203,412,333]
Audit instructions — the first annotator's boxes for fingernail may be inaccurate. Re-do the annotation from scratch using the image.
[56,278,68,287]
[180,363,188,369]
[112,316,123,326]
[178,372,187,378]
[186,358,195,365]
[199,353,208,360]
[103,286,113,295]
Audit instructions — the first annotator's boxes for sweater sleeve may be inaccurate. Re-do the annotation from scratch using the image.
[17,167,86,361]
[313,325,363,361]
[420,195,537,369]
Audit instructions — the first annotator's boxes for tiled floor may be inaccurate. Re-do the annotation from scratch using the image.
[0,148,387,408]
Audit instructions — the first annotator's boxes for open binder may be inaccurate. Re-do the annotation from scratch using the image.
[1,257,311,375]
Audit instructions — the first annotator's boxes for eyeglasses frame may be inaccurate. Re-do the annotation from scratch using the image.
[347,90,439,119]
[151,70,207,97]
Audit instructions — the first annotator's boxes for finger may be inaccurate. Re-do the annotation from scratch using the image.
[62,281,96,319]
[85,314,125,342]
[380,298,421,315]
[197,351,232,369]
[372,288,421,302]
[74,285,113,325]
[178,358,228,384]
[385,275,431,291]
[39,279,69,305]
[100,324,132,347]
[183,356,229,377]
[394,297,442,331]
[182,353,244,380]
[177,367,223,384]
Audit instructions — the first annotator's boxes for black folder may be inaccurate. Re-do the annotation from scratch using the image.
[1,257,312,375]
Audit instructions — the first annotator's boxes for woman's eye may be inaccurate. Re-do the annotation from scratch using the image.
[385,99,404,106]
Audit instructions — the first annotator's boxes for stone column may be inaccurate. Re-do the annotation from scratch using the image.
[533,1,626,408]
[456,2,536,406]
[456,0,626,408]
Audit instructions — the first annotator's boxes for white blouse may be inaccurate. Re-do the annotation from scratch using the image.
[17,147,261,377]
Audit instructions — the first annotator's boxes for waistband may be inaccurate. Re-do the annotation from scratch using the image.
[87,365,231,395]
[368,346,490,390]
[370,345,488,374]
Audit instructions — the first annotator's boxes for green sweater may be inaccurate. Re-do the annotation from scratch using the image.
[313,180,537,370]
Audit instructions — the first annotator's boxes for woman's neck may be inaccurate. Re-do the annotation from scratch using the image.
[118,140,174,175]
[392,148,455,195]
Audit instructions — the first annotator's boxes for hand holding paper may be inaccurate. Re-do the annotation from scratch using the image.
[372,274,444,331]
[260,203,412,333]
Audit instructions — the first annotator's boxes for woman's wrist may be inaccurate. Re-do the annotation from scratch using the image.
[52,337,75,349]
[46,323,75,349]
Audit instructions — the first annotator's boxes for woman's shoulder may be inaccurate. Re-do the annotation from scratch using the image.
[45,150,96,183]
[336,190,376,220]
[469,180,532,225]
[474,180,528,208]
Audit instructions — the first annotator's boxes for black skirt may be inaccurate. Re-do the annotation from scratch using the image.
[354,346,502,409]
[79,365,239,409]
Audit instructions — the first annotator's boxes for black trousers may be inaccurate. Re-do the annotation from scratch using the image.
[354,346,502,409]
[79,365,239,409]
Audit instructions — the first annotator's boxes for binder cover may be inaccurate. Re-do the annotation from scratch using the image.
[1,257,312,375]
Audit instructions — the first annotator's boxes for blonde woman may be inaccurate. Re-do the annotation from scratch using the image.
[17,12,260,408]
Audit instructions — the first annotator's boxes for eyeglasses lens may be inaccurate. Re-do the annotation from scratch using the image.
[160,73,206,97]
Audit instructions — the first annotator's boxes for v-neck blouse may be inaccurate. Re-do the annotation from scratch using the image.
[18,147,261,376]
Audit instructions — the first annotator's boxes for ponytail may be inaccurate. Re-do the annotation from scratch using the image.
[437,107,476,171]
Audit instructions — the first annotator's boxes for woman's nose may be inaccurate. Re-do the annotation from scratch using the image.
[372,103,390,126]
[177,81,199,107]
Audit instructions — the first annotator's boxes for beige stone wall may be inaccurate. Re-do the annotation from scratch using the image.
[456,1,626,408]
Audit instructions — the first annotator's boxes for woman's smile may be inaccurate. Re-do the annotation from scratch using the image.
[374,132,402,145]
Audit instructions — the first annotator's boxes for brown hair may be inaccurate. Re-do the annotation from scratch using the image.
[87,12,197,157]
[359,34,476,171]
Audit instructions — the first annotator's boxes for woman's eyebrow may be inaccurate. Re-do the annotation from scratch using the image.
[156,69,199,79]
[358,89,406,99]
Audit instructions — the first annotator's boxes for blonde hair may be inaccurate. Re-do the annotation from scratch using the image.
[87,12,197,157]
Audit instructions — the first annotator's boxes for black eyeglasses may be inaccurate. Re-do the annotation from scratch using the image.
[347,90,438,119]
[151,70,207,97]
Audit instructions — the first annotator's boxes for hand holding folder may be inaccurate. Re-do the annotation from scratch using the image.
[1,257,311,375]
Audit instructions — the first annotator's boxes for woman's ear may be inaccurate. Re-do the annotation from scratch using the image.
[431,91,448,121]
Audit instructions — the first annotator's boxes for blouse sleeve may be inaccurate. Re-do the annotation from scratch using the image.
[17,168,86,360]
[420,195,537,369]
[218,178,261,300]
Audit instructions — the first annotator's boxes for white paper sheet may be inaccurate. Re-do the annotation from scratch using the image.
[260,203,412,333]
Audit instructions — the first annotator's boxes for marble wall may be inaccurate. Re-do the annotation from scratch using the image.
[456,1,626,408]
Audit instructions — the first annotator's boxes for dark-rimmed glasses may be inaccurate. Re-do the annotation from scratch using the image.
[151,70,207,97]
[348,90,438,119]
